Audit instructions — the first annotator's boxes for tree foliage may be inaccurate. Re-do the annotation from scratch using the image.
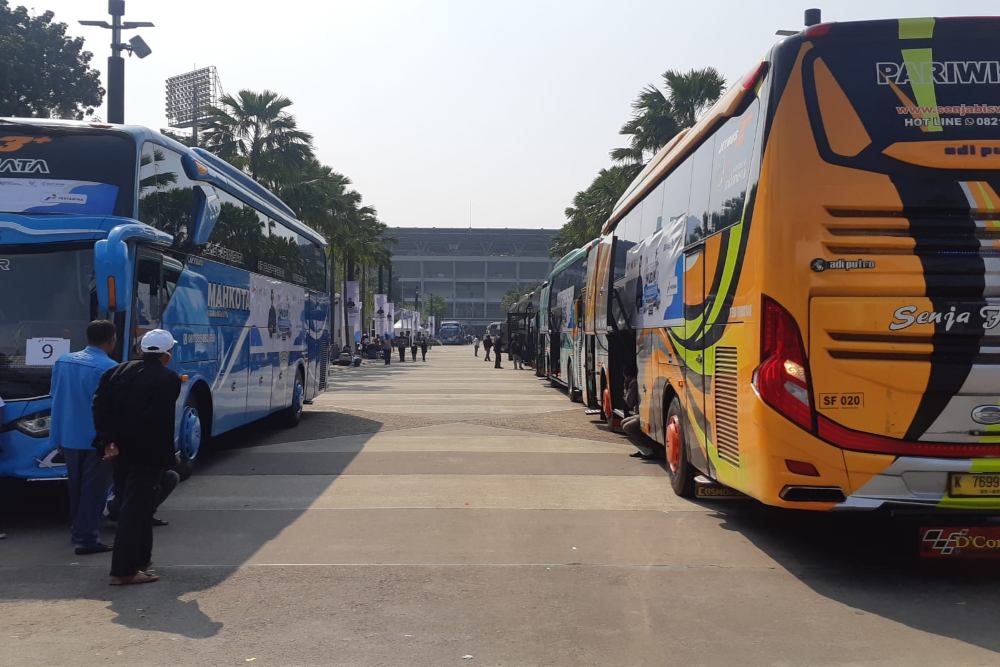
[500,284,537,313]
[200,89,392,311]
[0,1,103,118]
[551,166,631,258]
[552,67,726,256]
[421,294,448,320]
[202,90,314,189]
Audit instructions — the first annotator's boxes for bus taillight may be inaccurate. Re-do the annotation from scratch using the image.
[753,295,815,432]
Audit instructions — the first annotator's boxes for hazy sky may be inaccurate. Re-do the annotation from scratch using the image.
[29,1,1000,229]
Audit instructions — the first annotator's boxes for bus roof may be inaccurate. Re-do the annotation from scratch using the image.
[550,238,598,276]
[0,118,326,247]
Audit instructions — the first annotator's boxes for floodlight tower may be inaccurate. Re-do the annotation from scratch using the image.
[79,1,154,124]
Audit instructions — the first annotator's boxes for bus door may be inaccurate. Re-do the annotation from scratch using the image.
[588,236,614,409]
[682,239,709,453]
[132,252,182,348]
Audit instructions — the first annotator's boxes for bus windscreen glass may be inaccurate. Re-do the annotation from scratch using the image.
[0,246,96,399]
[0,129,135,216]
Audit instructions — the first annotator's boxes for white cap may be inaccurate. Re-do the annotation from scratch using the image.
[140,329,177,353]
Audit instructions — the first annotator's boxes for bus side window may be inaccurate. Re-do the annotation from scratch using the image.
[137,143,159,226]
[133,256,162,356]
[161,259,182,320]
[686,140,715,246]
[707,97,760,236]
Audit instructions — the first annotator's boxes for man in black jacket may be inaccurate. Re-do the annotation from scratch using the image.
[93,329,181,586]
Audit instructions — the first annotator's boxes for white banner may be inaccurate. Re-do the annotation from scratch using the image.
[625,223,684,329]
[345,281,361,343]
[374,294,388,338]
[385,302,395,337]
[427,315,436,337]
[556,286,575,331]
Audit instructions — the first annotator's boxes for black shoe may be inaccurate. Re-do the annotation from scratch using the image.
[151,517,169,527]
[75,542,113,555]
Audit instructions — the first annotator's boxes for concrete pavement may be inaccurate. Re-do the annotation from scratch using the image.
[2,346,1000,666]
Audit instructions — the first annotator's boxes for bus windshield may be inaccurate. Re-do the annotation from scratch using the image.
[0,245,97,399]
[0,127,135,217]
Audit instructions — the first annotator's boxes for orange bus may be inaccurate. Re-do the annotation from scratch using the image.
[590,15,1000,511]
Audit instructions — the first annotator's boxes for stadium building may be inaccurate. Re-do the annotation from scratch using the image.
[389,227,558,331]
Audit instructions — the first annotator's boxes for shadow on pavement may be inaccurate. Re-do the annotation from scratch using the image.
[0,407,384,640]
[708,501,1000,653]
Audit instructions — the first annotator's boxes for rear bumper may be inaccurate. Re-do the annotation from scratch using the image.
[736,397,1000,513]
[838,456,1000,512]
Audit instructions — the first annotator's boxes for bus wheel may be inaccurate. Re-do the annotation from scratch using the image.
[176,396,205,481]
[665,397,695,498]
[568,369,582,403]
[280,369,305,427]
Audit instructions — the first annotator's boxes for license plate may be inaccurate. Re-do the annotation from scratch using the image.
[948,472,1000,497]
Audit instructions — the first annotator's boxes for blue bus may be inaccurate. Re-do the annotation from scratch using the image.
[0,119,330,480]
[438,320,466,345]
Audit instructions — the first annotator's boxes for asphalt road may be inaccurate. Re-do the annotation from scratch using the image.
[2,346,1000,666]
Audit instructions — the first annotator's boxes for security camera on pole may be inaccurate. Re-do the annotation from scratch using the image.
[79,1,154,124]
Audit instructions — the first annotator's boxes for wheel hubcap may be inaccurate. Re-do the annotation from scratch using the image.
[666,415,682,474]
[180,405,202,461]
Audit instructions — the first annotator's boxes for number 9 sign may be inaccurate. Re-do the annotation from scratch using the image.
[26,337,70,366]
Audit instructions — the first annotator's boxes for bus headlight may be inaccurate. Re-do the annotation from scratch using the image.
[16,414,51,437]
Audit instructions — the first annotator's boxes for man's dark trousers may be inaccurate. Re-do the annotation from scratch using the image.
[110,461,161,577]
[64,448,110,548]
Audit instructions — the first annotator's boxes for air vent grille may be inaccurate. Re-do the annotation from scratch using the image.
[319,345,330,391]
[714,346,740,467]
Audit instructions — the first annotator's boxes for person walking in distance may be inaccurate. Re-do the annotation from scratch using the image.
[473,336,480,357]
[50,320,119,555]
[382,335,392,365]
[494,335,503,369]
[410,334,419,363]
[420,335,428,361]
[510,334,523,370]
[397,334,406,362]
[93,329,182,586]
[483,334,493,361]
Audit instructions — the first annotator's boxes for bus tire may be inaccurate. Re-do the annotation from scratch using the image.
[568,368,582,403]
[600,374,610,423]
[176,393,208,481]
[280,368,305,428]
[665,396,696,498]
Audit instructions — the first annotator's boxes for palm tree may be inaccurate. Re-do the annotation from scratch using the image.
[551,166,631,257]
[612,67,725,168]
[202,89,314,189]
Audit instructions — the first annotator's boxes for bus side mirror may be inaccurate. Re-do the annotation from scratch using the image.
[95,235,130,313]
[191,184,221,246]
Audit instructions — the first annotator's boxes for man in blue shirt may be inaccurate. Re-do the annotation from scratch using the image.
[50,320,119,554]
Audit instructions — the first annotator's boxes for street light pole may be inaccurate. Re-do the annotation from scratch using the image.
[80,1,154,124]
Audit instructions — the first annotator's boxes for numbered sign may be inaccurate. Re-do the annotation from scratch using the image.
[25,337,70,366]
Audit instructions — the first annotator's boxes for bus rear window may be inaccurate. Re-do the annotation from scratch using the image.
[803,19,1000,158]
[0,128,135,216]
